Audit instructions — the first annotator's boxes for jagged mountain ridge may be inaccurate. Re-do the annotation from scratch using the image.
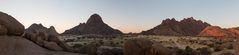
[141,17,211,36]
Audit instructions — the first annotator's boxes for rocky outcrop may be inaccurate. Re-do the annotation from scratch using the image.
[0,25,7,35]
[23,23,67,51]
[0,12,25,36]
[198,26,239,37]
[63,14,122,35]
[0,36,85,55]
[141,17,211,36]
[124,38,172,55]
[0,11,84,55]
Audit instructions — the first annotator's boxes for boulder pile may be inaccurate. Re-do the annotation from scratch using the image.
[0,11,84,55]
[23,23,70,51]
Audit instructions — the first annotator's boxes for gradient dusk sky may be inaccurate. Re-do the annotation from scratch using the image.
[1,0,239,33]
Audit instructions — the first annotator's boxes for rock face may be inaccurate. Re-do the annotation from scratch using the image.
[63,14,122,35]
[0,11,85,55]
[198,26,239,37]
[0,36,85,55]
[0,25,7,35]
[141,17,211,36]
[124,38,172,55]
[0,12,25,36]
[23,23,65,51]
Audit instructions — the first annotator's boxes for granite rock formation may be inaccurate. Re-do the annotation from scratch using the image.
[63,14,122,35]
[141,17,211,36]
[23,23,68,51]
[0,24,7,35]
[0,11,25,36]
[0,36,85,55]
[0,11,84,55]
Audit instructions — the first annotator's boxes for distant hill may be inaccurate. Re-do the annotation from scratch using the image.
[63,14,122,35]
[141,17,211,36]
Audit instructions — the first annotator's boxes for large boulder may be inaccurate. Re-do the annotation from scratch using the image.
[48,26,61,42]
[0,11,85,55]
[0,12,25,36]
[63,14,123,35]
[124,38,172,55]
[141,17,211,36]
[0,25,7,35]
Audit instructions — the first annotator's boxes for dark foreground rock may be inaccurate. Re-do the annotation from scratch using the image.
[0,25,7,35]
[0,12,25,36]
[124,38,172,55]
[63,14,122,35]
[0,36,85,55]
[0,11,86,55]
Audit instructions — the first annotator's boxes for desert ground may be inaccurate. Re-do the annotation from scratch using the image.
[59,35,237,55]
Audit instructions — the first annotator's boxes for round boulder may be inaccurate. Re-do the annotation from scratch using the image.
[0,12,25,36]
[0,25,7,35]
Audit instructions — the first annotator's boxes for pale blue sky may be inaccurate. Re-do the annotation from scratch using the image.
[0,0,239,33]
